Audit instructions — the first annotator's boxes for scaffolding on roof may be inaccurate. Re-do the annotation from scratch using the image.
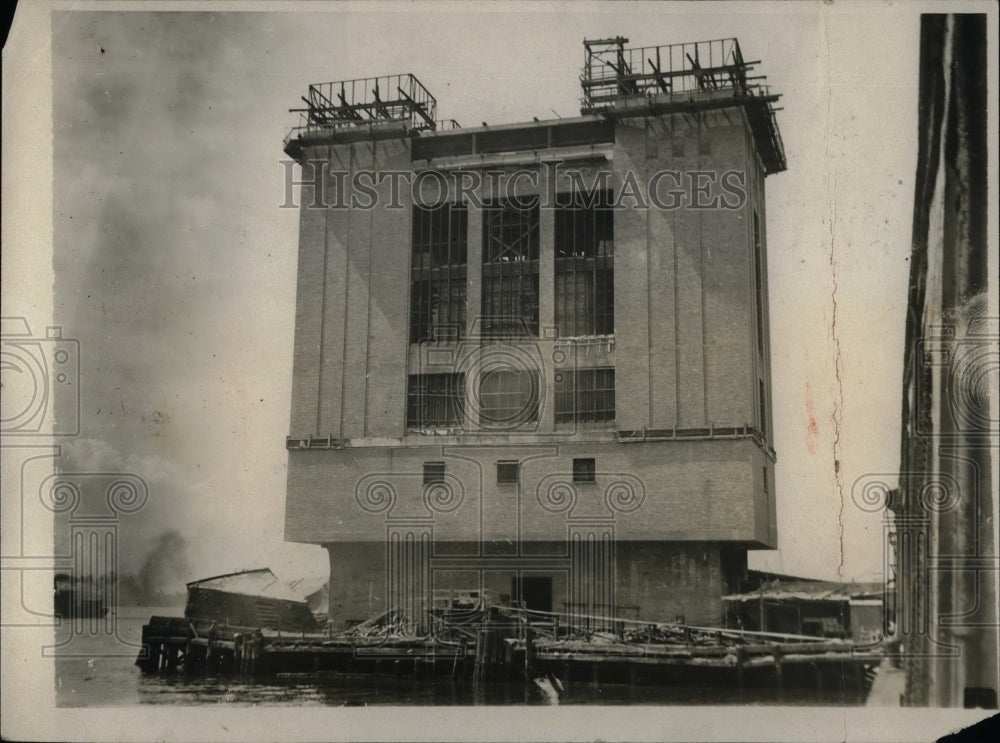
[580,37,786,173]
[286,73,450,147]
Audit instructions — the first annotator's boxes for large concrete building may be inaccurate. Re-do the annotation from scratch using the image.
[282,38,786,630]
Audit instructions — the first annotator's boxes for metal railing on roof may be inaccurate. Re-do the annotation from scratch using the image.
[581,37,755,110]
[579,37,786,173]
[286,73,443,144]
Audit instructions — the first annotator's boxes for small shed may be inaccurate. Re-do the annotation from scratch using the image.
[185,568,317,631]
[722,580,885,641]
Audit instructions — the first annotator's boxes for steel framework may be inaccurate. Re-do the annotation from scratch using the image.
[287,73,452,143]
[581,37,786,173]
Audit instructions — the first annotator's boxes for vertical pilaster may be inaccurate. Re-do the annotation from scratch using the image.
[466,203,483,338]
[569,521,616,631]
[387,522,433,635]
[539,196,556,432]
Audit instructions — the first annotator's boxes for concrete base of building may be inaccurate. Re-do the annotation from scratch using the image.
[323,540,748,630]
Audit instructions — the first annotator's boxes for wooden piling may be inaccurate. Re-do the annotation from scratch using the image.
[474,628,502,682]
[473,631,483,682]
[248,635,259,675]
[523,628,535,679]
[451,642,462,680]
[204,624,217,670]
[140,641,158,673]
[244,637,252,674]
[773,645,784,700]
[735,646,746,695]
[166,644,178,672]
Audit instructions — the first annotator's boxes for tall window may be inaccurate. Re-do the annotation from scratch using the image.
[758,378,768,438]
[753,212,764,355]
[555,368,615,424]
[482,199,539,337]
[478,369,539,428]
[555,189,614,336]
[411,203,467,343]
[754,213,767,441]
[407,373,465,428]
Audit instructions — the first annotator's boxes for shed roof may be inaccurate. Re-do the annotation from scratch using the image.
[722,580,884,603]
[286,576,328,599]
[186,568,306,603]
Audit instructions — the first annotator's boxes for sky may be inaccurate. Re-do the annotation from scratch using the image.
[17,0,928,588]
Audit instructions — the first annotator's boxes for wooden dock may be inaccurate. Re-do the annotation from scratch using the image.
[136,609,882,700]
[136,616,470,678]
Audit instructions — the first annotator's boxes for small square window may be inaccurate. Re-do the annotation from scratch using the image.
[424,461,445,485]
[497,461,520,484]
[572,458,596,483]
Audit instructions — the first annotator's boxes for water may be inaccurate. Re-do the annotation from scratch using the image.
[54,606,864,707]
